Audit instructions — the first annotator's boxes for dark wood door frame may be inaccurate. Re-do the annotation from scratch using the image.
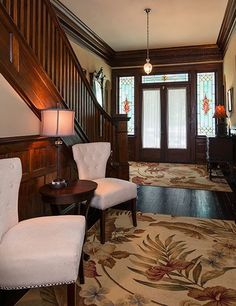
[112,63,223,164]
[139,82,191,163]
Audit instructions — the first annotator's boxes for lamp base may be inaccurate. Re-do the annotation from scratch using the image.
[216,122,227,137]
[50,178,67,189]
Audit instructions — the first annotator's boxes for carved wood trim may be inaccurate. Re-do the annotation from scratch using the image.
[217,0,236,55]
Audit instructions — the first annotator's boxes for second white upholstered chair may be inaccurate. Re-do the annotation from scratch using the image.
[0,158,85,306]
[72,142,137,244]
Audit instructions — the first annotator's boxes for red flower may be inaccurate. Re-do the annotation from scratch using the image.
[145,260,191,281]
[84,260,100,278]
[131,176,146,185]
[145,265,173,281]
[188,286,236,306]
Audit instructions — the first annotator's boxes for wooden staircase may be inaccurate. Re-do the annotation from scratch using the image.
[0,0,129,179]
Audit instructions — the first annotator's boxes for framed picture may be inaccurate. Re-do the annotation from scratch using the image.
[227,87,233,112]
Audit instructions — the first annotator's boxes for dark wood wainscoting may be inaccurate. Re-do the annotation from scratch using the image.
[0,136,76,221]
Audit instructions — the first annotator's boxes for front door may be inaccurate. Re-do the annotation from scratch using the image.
[140,84,191,162]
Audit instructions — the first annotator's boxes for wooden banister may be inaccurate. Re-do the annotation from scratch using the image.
[0,0,129,179]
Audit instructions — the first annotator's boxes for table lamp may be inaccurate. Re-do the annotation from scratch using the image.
[213,105,227,137]
[41,108,75,188]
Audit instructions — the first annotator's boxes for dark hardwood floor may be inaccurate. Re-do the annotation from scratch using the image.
[137,185,236,220]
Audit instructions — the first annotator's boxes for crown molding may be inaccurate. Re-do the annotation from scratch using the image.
[217,0,236,55]
[113,44,222,67]
[51,0,115,64]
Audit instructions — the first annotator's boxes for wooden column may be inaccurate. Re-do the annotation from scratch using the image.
[112,114,130,180]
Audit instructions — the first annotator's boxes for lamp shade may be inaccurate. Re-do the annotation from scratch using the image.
[41,109,75,136]
[213,105,227,119]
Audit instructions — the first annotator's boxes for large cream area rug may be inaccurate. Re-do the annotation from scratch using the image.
[129,162,232,192]
[17,210,236,306]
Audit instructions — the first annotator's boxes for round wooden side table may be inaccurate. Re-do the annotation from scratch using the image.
[39,180,97,221]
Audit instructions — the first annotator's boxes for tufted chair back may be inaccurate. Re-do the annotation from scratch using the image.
[0,158,21,242]
[72,142,111,180]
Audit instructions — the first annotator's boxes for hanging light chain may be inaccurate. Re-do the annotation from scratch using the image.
[144,8,152,74]
[145,8,151,60]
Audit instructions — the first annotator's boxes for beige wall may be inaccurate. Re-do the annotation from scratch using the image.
[223,25,236,128]
[69,38,112,82]
[69,38,112,113]
[0,74,40,138]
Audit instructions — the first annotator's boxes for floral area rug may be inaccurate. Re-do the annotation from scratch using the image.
[130,162,232,192]
[17,210,236,306]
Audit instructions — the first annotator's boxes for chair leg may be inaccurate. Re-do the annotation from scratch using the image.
[100,210,106,244]
[79,252,84,284]
[131,198,137,227]
[67,283,75,306]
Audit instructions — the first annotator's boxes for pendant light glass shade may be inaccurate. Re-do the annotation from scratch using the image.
[144,8,152,74]
[144,59,152,74]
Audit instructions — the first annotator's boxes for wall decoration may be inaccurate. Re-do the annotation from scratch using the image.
[90,68,105,107]
[227,87,233,112]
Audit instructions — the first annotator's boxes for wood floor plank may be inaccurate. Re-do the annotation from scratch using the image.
[137,185,236,220]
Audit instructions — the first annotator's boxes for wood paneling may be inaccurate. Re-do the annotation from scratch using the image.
[0,4,58,115]
[113,44,223,68]
[0,136,76,221]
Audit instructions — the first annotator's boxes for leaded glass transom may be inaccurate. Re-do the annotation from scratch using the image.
[119,76,135,135]
[142,73,188,84]
[197,72,215,136]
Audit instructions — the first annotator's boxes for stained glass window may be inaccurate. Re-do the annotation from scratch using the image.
[142,73,188,84]
[197,72,215,136]
[119,76,135,135]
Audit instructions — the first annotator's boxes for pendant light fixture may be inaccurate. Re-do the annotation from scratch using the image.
[144,8,152,74]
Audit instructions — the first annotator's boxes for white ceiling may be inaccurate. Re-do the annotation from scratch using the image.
[60,0,228,52]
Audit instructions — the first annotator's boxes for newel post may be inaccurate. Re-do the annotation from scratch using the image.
[112,114,130,180]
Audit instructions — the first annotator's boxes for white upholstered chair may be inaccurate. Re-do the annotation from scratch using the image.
[72,142,137,244]
[0,158,85,306]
